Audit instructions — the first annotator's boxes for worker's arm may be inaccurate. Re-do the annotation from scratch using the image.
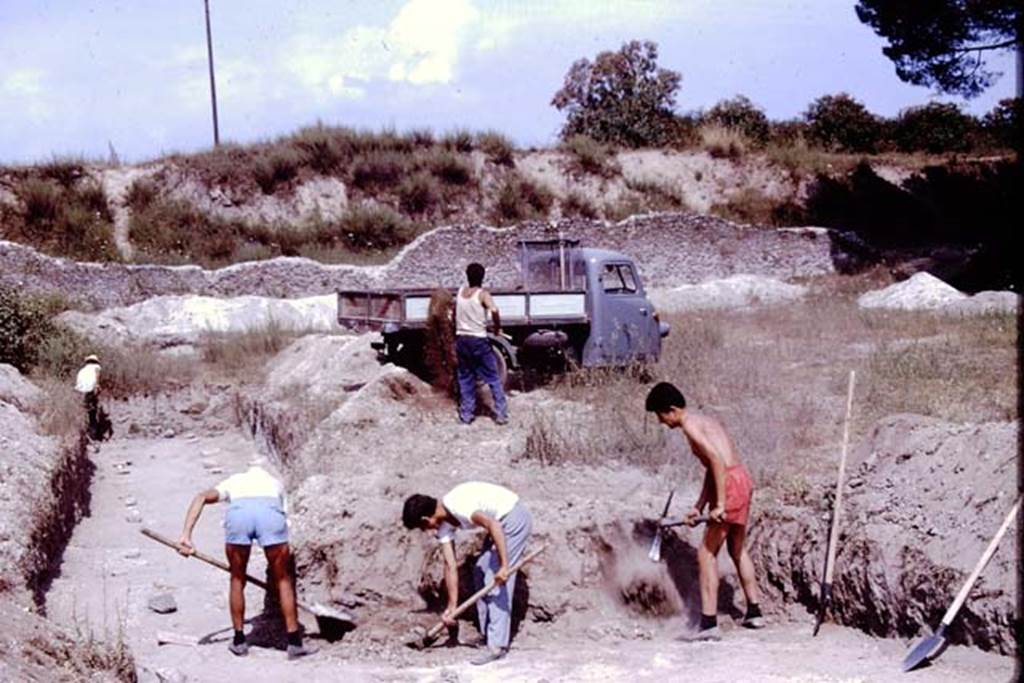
[688,433,727,523]
[177,488,220,555]
[685,470,714,525]
[440,541,459,625]
[471,511,511,584]
[481,290,502,336]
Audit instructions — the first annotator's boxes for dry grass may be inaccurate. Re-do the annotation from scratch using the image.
[562,135,620,177]
[699,124,751,159]
[531,286,1017,497]
[199,320,306,378]
[492,172,554,223]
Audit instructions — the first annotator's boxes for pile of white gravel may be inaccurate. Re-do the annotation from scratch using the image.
[648,274,808,313]
[858,272,1018,314]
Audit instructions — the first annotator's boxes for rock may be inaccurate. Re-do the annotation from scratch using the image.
[124,496,138,506]
[163,428,176,438]
[154,667,186,683]
[125,509,143,523]
[124,548,141,559]
[148,592,178,614]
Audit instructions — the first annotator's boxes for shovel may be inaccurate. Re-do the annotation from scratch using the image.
[901,497,1020,672]
[647,491,675,562]
[141,528,357,636]
[407,544,547,650]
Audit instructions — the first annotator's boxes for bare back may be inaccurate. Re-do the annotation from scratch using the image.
[681,412,742,468]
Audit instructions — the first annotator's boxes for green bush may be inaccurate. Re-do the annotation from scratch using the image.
[129,197,242,264]
[409,128,436,148]
[702,96,771,145]
[982,98,1022,150]
[252,148,302,194]
[804,93,882,152]
[562,190,598,219]
[426,150,474,185]
[332,204,417,250]
[8,176,119,261]
[398,172,442,214]
[0,286,56,372]
[290,124,349,173]
[350,151,409,189]
[125,177,158,212]
[893,102,977,153]
[476,130,516,166]
[39,157,85,188]
[493,173,553,222]
[562,135,618,176]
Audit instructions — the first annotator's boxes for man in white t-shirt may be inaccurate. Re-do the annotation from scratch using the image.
[74,354,102,438]
[176,460,314,660]
[403,481,532,665]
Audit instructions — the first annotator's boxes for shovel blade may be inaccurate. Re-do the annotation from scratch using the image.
[902,626,946,672]
[647,530,663,562]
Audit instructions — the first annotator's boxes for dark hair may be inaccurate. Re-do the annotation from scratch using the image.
[466,262,485,287]
[645,382,686,413]
[402,494,437,529]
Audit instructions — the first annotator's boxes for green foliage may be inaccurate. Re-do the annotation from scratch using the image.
[562,190,598,219]
[331,204,418,250]
[702,96,771,145]
[893,102,977,153]
[552,40,681,147]
[398,172,442,214]
[493,173,553,222]
[125,177,158,211]
[425,149,474,185]
[0,286,57,372]
[562,135,619,176]
[982,97,1022,150]
[5,175,119,262]
[38,157,86,188]
[252,148,303,194]
[350,150,409,189]
[855,0,1019,97]
[476,130,516,166]
[804,93,882,152]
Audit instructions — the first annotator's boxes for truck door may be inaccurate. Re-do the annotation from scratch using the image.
[595,262,658,363]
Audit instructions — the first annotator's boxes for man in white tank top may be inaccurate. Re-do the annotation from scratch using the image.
[455,263,508,425]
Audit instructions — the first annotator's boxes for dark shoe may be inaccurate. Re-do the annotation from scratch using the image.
[493,415,508,425]
[287,643,318,660]
[676,626,722,642]
[228,641,249,656]
[742,615,766,629]
[470,646,507,665]
[460,417,475,425]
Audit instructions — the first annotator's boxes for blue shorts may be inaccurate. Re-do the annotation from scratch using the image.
[224,497,289,547]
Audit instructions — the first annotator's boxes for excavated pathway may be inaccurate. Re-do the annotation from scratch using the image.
[44,429,1015,682]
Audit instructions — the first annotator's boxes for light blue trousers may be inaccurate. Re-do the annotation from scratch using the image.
[474,502,532,649]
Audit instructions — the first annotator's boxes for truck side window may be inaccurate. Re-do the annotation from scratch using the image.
[603,264,637,294]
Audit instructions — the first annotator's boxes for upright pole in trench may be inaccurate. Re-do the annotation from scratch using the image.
[813,370,856,636]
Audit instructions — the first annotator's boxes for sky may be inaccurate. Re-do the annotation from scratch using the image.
[0,0,1017,164]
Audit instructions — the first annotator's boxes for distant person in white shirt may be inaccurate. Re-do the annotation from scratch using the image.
[74,354,101,438]
[403,481,533,665]
[455,263,508,425]
[176,460,314,660]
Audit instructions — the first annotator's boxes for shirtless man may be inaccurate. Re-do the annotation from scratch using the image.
[645,381,765,640]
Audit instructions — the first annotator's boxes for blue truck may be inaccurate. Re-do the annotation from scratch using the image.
[337,239,670,384]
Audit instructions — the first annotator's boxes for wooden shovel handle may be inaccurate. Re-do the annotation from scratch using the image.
[141,527,272,593]
[824,370,856,584]
[941,498,1020,626]
[424,544,547,641]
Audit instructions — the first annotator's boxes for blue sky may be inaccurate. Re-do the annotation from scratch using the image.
[0,0,1016,164]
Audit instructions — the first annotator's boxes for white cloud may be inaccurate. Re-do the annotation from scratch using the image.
[1,68,53,120]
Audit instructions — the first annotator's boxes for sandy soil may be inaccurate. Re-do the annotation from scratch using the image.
[43,428,1015,682]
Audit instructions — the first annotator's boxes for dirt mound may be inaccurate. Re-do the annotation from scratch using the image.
[752,414,1018,654]
[648,274,807,312]
[0,362,43,411]
[0,373,92,606]
[58,293,339,349]
[2,211,839,308]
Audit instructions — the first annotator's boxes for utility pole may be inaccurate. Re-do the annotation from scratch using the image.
[204,0,220,146]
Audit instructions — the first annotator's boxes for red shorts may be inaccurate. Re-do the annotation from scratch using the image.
[723,464,753,526]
